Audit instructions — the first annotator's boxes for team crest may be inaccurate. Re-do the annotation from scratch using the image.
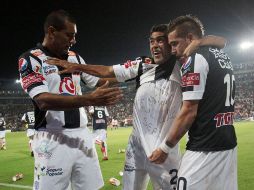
[59,77,76,95]
[18,58,28,72]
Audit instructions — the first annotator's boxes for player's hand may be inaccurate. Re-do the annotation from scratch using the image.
[46,58,80,74]
[87,81,123,106]
[148,148,168,164]
[183,39,201,57]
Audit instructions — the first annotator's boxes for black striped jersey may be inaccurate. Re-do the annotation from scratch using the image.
[0,117,6,131]
[21,111,35,129]
[113,56,182,156]
[18,44,99,130]
[89,106,109,130]
[181,46,237,151]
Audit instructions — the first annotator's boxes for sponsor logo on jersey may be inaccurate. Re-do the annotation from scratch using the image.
[182,73,200,87]
[35,65,42,74]
[124,164,135,172]
[18,58,28,71]
[31,49,43,57]
[95,119,106,124]
[124,60,137,68]
[209,48,233,70]
[59,77,76,95]
[43,65,57,76]
[35,139,52,159]
[214,112,234,127]
[22,73,45,90]
[35,164,63,178]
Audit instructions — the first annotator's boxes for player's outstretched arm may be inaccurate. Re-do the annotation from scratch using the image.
[46,58,115,78]
[183,35,227,57]
[34,81,123,111]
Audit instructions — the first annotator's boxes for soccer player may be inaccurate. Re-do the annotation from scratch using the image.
[111,118,118,130]
[21,111,35,157]
[46,24,226,189]
[18,10,122,190]
[149,15,237,190]
[89,106,109,160]
[0,113,6,150]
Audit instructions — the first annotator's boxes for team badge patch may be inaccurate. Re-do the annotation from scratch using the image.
[18,58,28,72]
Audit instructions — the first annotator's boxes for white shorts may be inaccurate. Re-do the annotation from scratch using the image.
[123,134,181,190]
[0,131,6,138]
[27,129,35,137]
[93,129,107,143]
[177,147,237,190]
[33,127,104,190]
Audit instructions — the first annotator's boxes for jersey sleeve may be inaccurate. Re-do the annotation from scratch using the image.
[78,55,100,88]
[113,58,143,82]
[18,54,49,99]
[181,54,209,101]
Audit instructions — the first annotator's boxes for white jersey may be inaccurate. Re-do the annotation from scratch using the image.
[18,44,99,131]
[113,56,182,156]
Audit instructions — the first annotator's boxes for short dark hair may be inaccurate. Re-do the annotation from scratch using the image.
[168,15,204,38]
[44,10,76,33]
[150,24,168,36]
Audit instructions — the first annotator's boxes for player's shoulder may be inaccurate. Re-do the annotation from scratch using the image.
[19,46,43,60]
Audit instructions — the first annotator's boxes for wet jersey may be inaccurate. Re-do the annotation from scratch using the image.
[22,111,35,129]
[113,56,182,156]
[18,44,99,130]
[181,47,237,151]
[89,106,109,130]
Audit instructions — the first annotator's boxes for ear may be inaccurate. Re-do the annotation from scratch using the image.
[186,33,194,42]
[48,26,56,37]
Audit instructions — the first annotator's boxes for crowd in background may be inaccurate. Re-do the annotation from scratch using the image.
[0,60,253,131]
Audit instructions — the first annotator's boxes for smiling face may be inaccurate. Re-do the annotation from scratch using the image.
[149,31,171,64]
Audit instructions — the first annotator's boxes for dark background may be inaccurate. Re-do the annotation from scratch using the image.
[2,0,254,79]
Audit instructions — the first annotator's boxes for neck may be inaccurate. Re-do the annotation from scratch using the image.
[42,37,62,58]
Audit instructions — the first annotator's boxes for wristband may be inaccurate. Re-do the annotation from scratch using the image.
[159,142,171,154]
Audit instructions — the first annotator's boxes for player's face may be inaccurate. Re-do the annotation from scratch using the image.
[168,30,190,59]
[149,32,171,64]
[52,20,77,56]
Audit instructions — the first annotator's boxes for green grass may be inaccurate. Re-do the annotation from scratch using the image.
[0,122,253,190]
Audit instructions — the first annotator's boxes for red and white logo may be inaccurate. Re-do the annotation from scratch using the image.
[59,77,76,95]
[18,58,28,71]
[22,73,45,90]
[124,60,137,68]
[182,73,200,87]
[214,112,234,127]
